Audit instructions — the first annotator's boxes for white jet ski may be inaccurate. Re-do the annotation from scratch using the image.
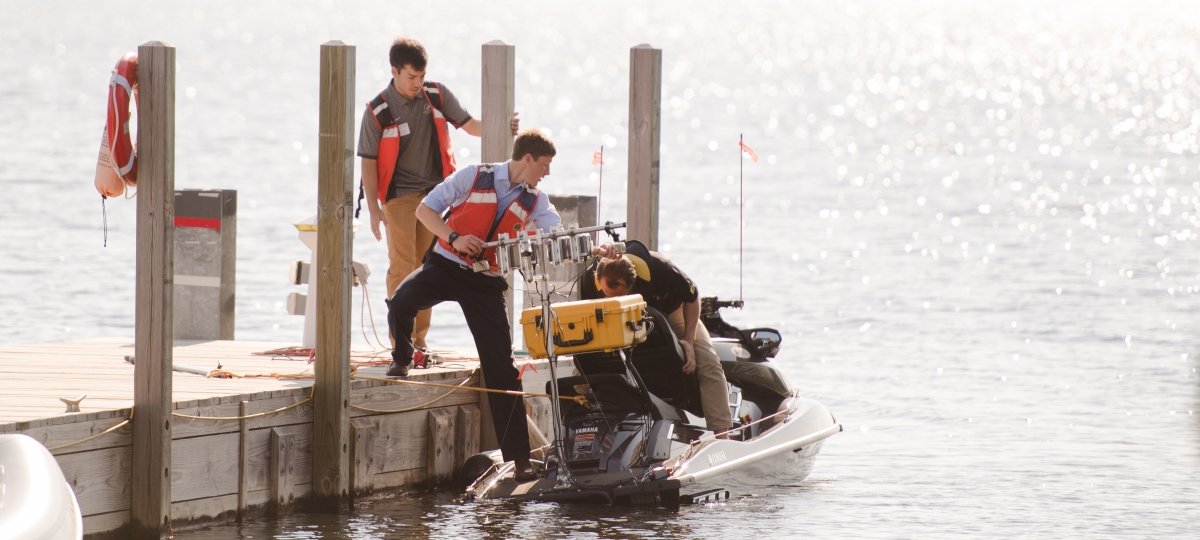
[465,297,841,506]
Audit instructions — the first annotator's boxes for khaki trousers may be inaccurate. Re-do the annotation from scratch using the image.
[384,193,433,348]
[667,309,733,432]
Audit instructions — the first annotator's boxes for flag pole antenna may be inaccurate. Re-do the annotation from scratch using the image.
[738,133,744,303]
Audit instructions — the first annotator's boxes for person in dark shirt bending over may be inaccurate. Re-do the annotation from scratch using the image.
[583,241,733,437]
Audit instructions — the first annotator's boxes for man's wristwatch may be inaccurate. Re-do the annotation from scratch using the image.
[447,231,461,246]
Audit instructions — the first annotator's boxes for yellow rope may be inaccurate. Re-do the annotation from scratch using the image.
[170,395,313,421]
[349,373,476,413]
[44,366,587,449]
[203,363,371,380]
[47,408,134,452]
[205,368,317,379]
[353,373,589,406]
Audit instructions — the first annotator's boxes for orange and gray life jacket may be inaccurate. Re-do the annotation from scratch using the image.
[365,81,457,203]
[438,164,540,271]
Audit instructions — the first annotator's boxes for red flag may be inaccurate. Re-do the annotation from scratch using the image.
[739,140,758,162]
[592,150,604,165]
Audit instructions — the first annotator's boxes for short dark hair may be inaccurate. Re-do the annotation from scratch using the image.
[596,256,637,291]
[389,37,427,71]
[512,129,557,161]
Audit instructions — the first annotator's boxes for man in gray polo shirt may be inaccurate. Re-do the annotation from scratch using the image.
[358,36,518,355]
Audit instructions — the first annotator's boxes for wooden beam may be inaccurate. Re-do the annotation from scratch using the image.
[426,408,457,485]
[237,400,249,521]
[456,404,481,467]
[350,422,378,497]
[627,44,662,249]
[480,40,516,452]
[269,429,296,514]
[131,40,175,540]
[311,40,355,507]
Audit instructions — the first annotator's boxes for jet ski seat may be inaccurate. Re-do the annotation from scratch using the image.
[572,307,703,418]
[553,374,685,422]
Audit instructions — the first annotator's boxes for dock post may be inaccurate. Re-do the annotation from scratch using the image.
[311,40,355,508]
[628,44,662,249]
[480,39,516,452]
[131,40,175,540]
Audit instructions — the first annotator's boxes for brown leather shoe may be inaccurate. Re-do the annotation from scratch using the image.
[385,361,410,377]
[513,459,537,482]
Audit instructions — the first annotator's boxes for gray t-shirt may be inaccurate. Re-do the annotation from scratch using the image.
[357,82,471,198]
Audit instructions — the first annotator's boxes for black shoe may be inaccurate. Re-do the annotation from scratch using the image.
[513,459,537,482]
[386,361,411,377]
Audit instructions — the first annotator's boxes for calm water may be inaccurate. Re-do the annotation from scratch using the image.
[4,0,1199,537]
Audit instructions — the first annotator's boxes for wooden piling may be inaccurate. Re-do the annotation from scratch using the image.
[237,400,249,521]
[312,40,355,506]
[479,39,516,453]
[456,404,481,466]
[350,422,378,496]
[269,429,296,514]
[627,44,662,249]
[131,40,175,540]
[426,408,457,485]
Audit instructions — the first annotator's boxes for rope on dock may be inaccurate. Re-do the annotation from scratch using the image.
[44,365,585,450]
[170,388,315,422]
[205,368,319,379]
[47,408,134,452]
[352,373,589,406]
[349,372,479,413]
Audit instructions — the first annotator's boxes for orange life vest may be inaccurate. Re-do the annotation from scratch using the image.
[368,81,456,202]
[438,164,540,271]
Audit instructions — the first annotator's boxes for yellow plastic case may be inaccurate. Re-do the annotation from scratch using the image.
[521,295,648,358]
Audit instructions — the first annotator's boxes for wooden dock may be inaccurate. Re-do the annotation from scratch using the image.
[0,338,560,537]
[13,34,665,537]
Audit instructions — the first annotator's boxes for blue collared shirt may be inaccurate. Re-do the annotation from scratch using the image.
[422,161,560,271]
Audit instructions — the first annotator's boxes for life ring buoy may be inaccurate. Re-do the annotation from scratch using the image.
[93,52,138,198]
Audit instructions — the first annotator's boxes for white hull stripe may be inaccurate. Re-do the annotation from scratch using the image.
[176,275,222,288]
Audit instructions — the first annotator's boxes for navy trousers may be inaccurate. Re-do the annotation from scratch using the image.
[387,253,531,462]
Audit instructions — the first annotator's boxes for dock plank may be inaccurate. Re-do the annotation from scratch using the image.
[0,338,486,428]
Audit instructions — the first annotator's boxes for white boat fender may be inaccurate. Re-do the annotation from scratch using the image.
[0,434,84,540]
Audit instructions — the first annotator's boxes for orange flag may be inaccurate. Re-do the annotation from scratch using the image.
[739,140,758,162]
[592,150,604,165]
